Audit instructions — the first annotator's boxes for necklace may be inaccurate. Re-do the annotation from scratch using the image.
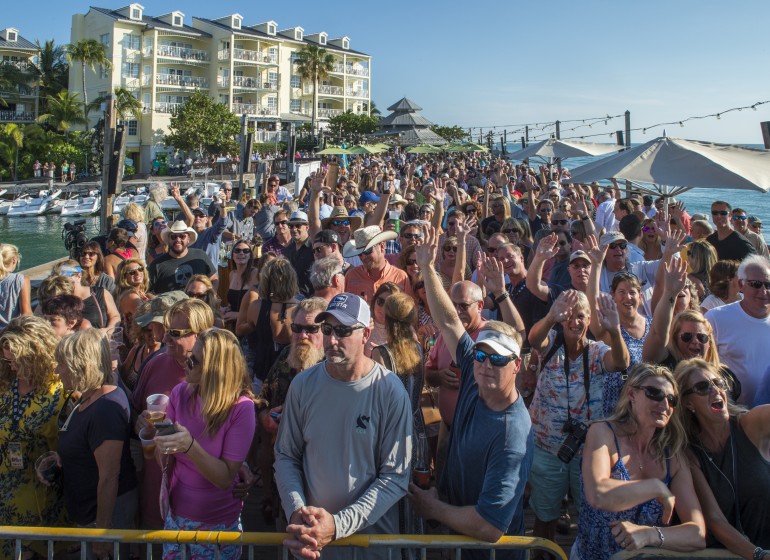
[696,430,735,494]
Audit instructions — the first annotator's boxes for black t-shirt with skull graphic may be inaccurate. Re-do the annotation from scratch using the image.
[148,248,216,294]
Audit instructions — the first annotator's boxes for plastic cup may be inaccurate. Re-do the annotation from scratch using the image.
[138,426,157,459]
[35,451,61,484]
[146,394,169,423]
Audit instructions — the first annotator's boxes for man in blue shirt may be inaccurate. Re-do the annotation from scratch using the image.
[409,225,534,560]
[189,203,226,267]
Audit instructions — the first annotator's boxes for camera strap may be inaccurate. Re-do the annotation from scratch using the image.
[563,339,591,424]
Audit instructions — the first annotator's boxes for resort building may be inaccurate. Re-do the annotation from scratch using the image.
[0,27,40,124]
[69,4,372,173]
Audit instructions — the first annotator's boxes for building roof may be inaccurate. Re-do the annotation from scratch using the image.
[386,97,422,112]
[377,97,445,146]
[396,128,447,147]
[194,17,278,40]
[379,112,433,128]
[0,33,37,51]
[90,6,212,37]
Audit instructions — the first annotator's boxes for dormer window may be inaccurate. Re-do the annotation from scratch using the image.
[7,31,17,42]
[233,16,242,29]
[295,29,303,41]
[172,15,182,27]
[342,38,349,50]
[319,33,327,45]
[129,4,144,20]
[267,23,276,35]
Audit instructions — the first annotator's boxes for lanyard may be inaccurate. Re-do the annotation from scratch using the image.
[11,378,34,433]
[563,341,591,423]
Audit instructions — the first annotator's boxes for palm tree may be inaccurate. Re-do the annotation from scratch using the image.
[33,40,69,112]
[37,91,87,136]
[293,45,335,138]
[66,39,112,123]
[0,123,42,180]
[88,86,142,122]
[369,101,381,119]
[0,63,30,109]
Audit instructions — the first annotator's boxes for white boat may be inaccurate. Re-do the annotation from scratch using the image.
[0,189,9,215]
[112,186,148,215]
[7,189,63,217]
[160,182,221,211]
[61,190,101,217]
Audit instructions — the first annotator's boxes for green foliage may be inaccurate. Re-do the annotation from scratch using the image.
[33,39,69,112]
[37,91,86,134]
[66,39,112,115]
[431,125,469,142]
[326,111,379,144]
[252,142,287,155]
[164,91,240,159]
[89,87,143,122]
[293,45,336,136]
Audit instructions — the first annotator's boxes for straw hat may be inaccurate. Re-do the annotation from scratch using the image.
[388,193,407,207]
[342,226,397,258]
[321,207,362,230]
[161,220,198,245]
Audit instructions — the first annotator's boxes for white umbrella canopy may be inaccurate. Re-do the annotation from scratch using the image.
[507,138,624,160]
[569,136,770,195]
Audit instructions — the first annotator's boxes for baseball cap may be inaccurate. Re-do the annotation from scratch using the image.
[315,293,370,327]
[192,207,209,217]
[569,250,591,264]
[359,191,380,205]
[474,329,520,358]
[116,218,138,234]
[548,181,559,190]
[314,229,341,248]
[288,210,309,224]
[642,195,654,206]
[749,216,762,226]
[134,291,189,328]
[600,231,626,247]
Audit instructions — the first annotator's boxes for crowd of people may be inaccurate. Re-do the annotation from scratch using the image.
[1,151,769,560]
[31,160,78,182]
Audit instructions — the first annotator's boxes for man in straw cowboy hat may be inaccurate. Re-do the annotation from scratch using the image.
[343,226,412,304]
[148,221,217,294]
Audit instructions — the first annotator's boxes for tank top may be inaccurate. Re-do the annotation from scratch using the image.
[693,417,770,547]
[247,299,287,382]
[576,422,670,560]
[602,317,650,417]
[0,272,23,330]
[227,287,247,313]
[82,287,107,328]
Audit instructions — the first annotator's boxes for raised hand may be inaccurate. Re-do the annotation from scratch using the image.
[664,256,688,296]
[456,216,476,240]
[415,225,439,269]
[584,234,607,266]
[534,232,559,261]
[596,293,621,332]
[480,252,506,296]
[663,229,686,258]
[310,170,329,194]
[549,290,579,323]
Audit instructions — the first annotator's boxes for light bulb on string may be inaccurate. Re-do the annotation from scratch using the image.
[679,121,684,127]
[752,104,758,111]
[717,114,721,120]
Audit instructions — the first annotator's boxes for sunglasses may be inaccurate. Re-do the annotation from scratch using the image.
[169,233,188,240]
[232,248,251,255]
[679,332,709,344]
[223,188,233,192]
[406,259,418,266]
[126,267,144,275]
[732,215,748,221]
[331,219,351,227]
[539,208,553,213]
[274,220,289,226]
[375,296,387,307]
[634,385,678,407]
[166,328,193,338]
[608,241,628,250]
[453,300,478,311]
[502,229,520,235]
[744,279,770,290]
[642,226,656,233]
[711,210,729,216]
[443,246,458,253]
[473,348,516,367]
[290,323,322,334]
[153,221,167,228]
[289,223,306,230]
[682,377,730,397]
[185,353,201,370]
[186,292,207,299]
[361,246,375,255]
[81,251,98,258]
[552,220,569,226]
[402,233,422,239]
[485,246,497,253]
[320,323,364,338]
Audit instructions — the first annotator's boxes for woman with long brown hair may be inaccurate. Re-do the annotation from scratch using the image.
[78,241,114,292]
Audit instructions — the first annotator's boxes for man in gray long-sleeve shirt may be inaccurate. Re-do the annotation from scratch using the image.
[274,293,412,560]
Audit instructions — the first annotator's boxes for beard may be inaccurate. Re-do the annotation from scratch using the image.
[286,340,324,371]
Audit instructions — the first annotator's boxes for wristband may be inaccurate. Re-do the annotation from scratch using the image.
[753,548,767,560]
[581,215,591,221]
[653,526,664,548]
[183,437,195,454]
[493,292,510,304]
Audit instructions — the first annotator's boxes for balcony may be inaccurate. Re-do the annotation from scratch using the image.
[345,89,369,98]
[346,65,369,77]
[0,111,36,122]
[304,84,343,96]
[329,63,345,73]
[316,108,344,118]
[232,103,278,117]
[154,74,209,88]
[156,44,209,62]
[220,49,278,64]
[1,84,36,97]
[154,102,184,113]
[0,60,34,72]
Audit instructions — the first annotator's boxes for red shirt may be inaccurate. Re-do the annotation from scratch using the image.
[345,261,412,304]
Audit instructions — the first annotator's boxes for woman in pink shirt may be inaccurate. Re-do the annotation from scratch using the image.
[154,328,256,560]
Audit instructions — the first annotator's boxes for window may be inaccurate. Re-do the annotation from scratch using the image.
[172,15,183,27]
[267,24,276,35]
[7,31,17,42]
[267,97,277,112]
[122,62,140,78]
[290,75,301,88]
[100,33,111,47]
[342,38,349,50]
[232,17,241,29]
[143,93,150,106]
[99,65,110,79]
[295,29,303,41]
[131,7,141,20]
[319,34,327,45]
[268,71,278,87]
[269,47,278,62]
[290,99,300,112]
[128,120,138,136]
[125,34,140,50]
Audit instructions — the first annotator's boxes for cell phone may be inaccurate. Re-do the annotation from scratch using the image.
[326,162,339,189]
[155,421,177,436]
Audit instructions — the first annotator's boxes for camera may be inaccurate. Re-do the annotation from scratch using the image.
[62,219,88,260]
[557,417,588,464]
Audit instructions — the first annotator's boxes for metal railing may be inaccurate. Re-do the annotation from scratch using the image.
[346,65,370,76]
[304,84,343,96]
[154,74,209,88]
[154,102,183,113]
[219,48,278,64]
[0,60,34,72]
[0,527,569,560]
[346,89,369,98]
[0,110,36,121]
[156,44,209,61]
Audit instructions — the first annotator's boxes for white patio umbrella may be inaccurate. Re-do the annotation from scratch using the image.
[568,136,770,196]
[506,138,625,160]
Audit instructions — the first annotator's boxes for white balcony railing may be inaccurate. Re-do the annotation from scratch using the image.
[0,111,36,121]
[154,102,184,113]
[346,65,369,77]
[232,76,260,88]
[155,74,209,88]
[317,108,344,118]
[1,60,33,72]
[156,44,209,62]
[232,103,279,117]
[304,84,343,96]
[254,130,287,143]
[345,89,368,98]
[330,63,345,73]
[221,48,278,64]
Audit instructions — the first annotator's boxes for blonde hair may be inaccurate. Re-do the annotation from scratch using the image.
[121,202,143,223]
[606,362,687,462]
[668,310,719,366]
[258,257,298,301]
[191,329,254,435]
[0,316,59,392]
[184,274,223,324]
[115,258,149,298]
[164,298,214,334]
[383,293,421,375]
[38,275,75,303]
[0,244,20,280]
[687,240,718,280]
[55,329,112,392]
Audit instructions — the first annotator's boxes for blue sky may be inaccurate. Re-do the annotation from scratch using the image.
[9,0,770,144]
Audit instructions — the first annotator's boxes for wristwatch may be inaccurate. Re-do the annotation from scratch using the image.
[493,292,510,304]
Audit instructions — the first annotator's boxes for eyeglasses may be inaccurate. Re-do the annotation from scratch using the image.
[711,210,729,216]
[452,300,479,311]
[232,248,251,255]
[744,279,770,290]
[732,215,748,221]
[552,220,569,226]
[288,223,306,230]
[402,233,422,240]
[406,259,418,266]
[166,328,194,338]
[60,266,83,277]
[320,323,364,338]
[331,219,351,227]
[682,377,730,397]
[153,221,167,228]
[126,267,144,275]
[473,348,516,367]
[633,385,678,407]
[375,296,387,307]
[419,209,433,215]
[608,241,628,250]
[81,251,98,258]
[539,208,553,214]
[169,233,188,240]
[679,332,710,344]
[186,292,207,299]
[290,323,322,334]
[502,229,520,235]
[443,246,458,254]
[361,246,375,255]
[274,220,289,226]
[185,353,201,370]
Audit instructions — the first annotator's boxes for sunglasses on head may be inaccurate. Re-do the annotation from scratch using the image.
[634,385,678,407]
[290,323,322,334]
[331,219,351,227]
[744,279,770,290]
[680,332,709,344]
[711,210,729,216]
[166,328,193,338]
[474,348,516,367]
[320,323,364,338]
[683,377,729,397]
[608,241,628,250]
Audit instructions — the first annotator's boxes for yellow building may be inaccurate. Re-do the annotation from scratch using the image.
[69,4,372,173]
[0,27,40,124]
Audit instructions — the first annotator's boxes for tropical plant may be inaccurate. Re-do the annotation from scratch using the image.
[326,111,379,144]
[0,123,43,180]
[368,101,381,119]
[37,91,87,136]
[66,39,112,121]
[293,45,335,138]
[0,63,30,109]
[32,39,69,111]
[164,90,240,160]
[431,125,469,143]
[89,86,143,122]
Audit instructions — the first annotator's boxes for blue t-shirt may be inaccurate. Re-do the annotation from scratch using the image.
[440,332,534,560]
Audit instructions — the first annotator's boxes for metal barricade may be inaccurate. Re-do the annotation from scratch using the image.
[0,527,568,560]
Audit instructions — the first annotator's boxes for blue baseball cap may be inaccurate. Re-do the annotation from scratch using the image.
[315,293,371,327]
[359,191,380,205]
